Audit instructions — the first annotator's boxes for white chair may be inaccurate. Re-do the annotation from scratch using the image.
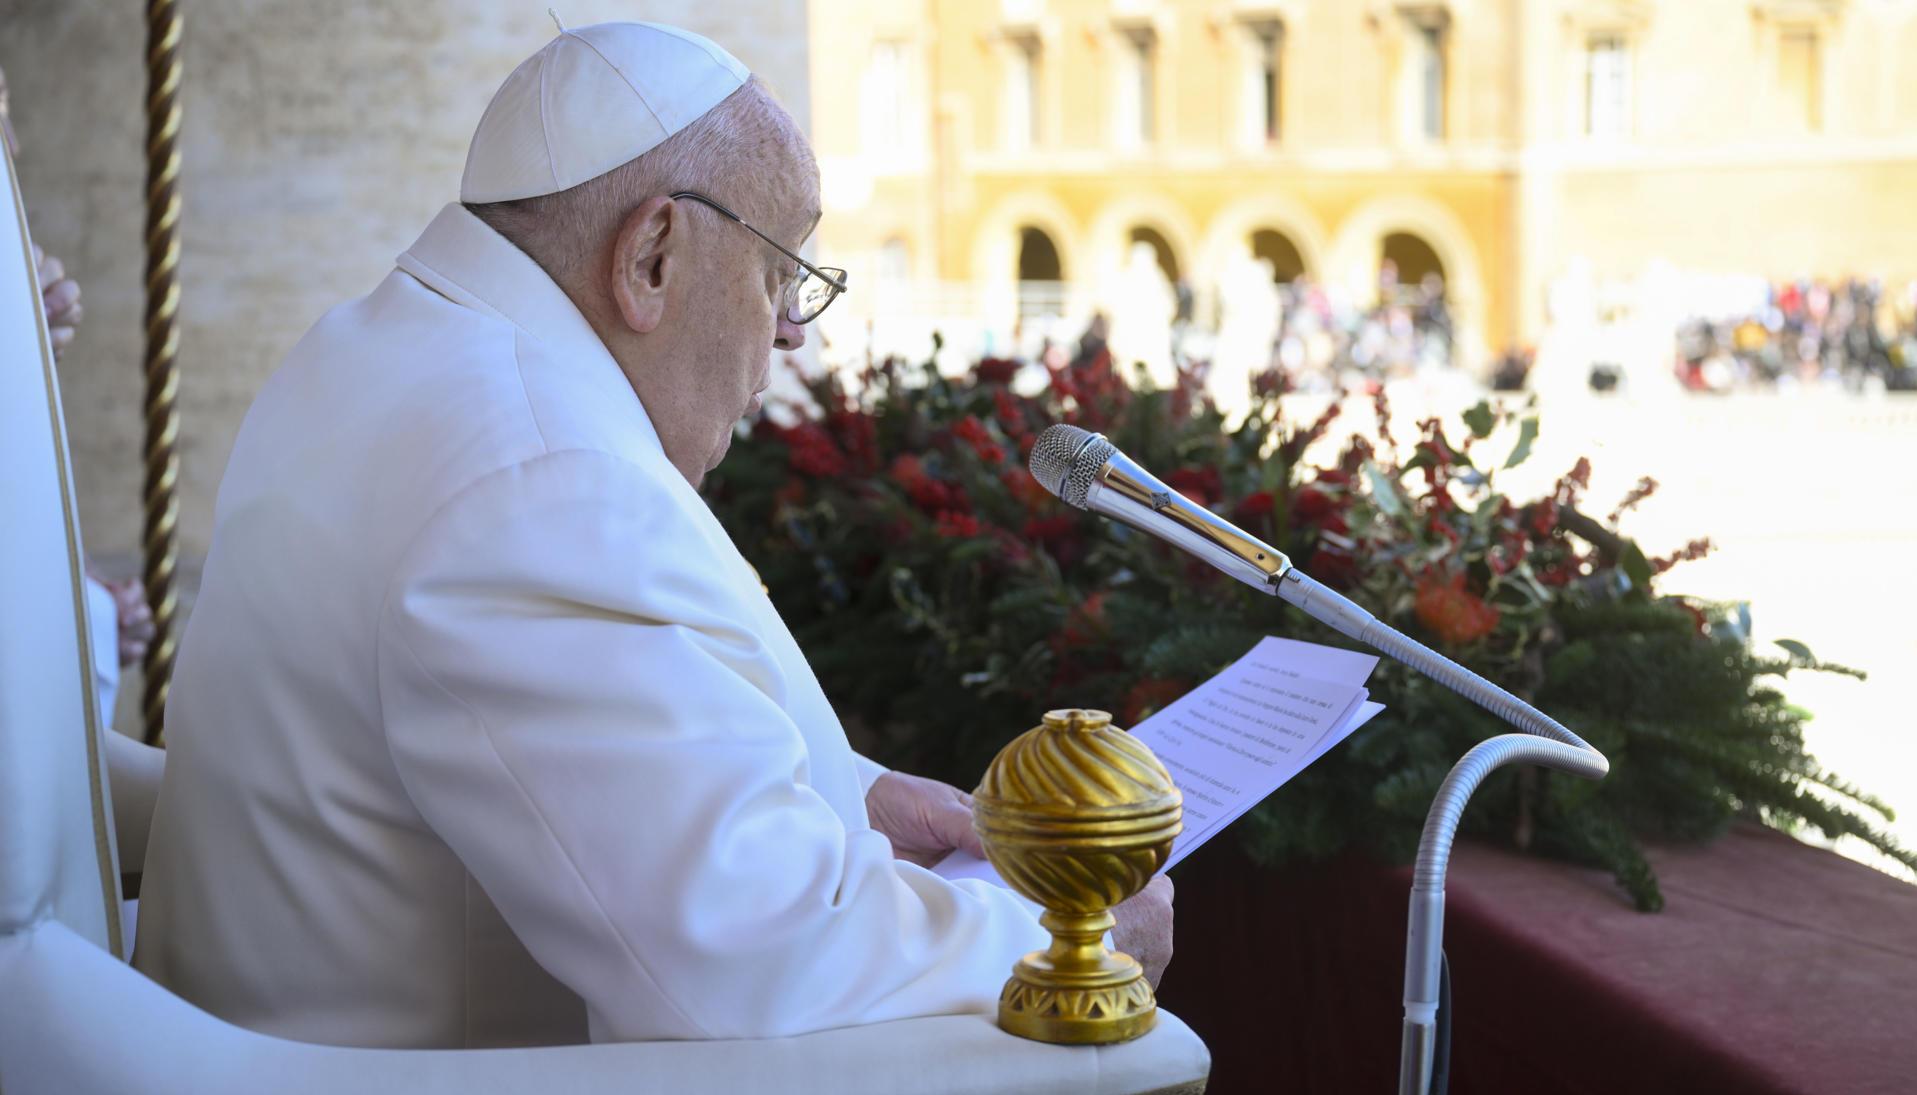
[0,145,1209,1095]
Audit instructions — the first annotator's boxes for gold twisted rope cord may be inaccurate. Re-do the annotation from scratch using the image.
[140,0,184,745]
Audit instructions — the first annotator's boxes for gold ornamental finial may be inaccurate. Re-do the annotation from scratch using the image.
[973,708,1182,1044]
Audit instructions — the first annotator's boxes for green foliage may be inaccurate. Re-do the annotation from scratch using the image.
[704,351,1913,911]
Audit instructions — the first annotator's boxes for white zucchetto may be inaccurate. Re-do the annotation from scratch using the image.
[460,21,750,204]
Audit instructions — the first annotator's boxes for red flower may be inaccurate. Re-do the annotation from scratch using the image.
[1607,476,1660,524]
[1122,678,1189,726]
[1308,545,1360,589]
[1290,487,1334,524]
[1021,514,1084,564]
[1233,491,1275,521]
[1652,537,1715,575]
[1313,469,1352,488]
[1528,501,1560,538]
[1536,557,1581,587]
[1414,571,1501,646]
[1282,402,1343,462]
[1166,466,1222,508]
[1338,436,1375,476]
[1022,514,1078,543]
[935,511,981,539]
[1486,539,1528,576]
[782,423,847,479]
[890,453,931,492]
[953,415,1004,465]
[992,388,1030,438]
[1549,457,1593,508]
[1416,417,1458,467]
[891,454,966,512]
[827,410,880,475]
[977,357,1020,385]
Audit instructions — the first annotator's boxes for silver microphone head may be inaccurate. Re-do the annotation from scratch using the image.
[1028,424,1116,509]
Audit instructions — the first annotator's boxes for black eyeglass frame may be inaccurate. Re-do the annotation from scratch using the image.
[669,190,847,324]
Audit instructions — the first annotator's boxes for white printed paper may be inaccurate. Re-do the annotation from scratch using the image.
[933,637,1382,887]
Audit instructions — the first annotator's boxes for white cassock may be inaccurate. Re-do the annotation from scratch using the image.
[133,203,1048,1049]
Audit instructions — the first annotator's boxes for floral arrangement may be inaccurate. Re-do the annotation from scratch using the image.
[703,346,1912,910]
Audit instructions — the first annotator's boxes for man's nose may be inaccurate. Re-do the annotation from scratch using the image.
[774,314,806,352]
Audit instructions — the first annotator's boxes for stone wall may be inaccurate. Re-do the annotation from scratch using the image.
[2,0,810,566]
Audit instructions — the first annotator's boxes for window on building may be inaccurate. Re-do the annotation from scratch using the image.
[1243,19,1284,146]
[1004,33,1042,151]
[878,237,911,284]
[864,40,909,156]
[1116,25,1158,148]
[1777,28,1822,133]
[1383,232,1444,290]
[1251,228,1307,283]
[1416,22,1446,141]
[1585,33,1631,138]
[1018,226,1063,282]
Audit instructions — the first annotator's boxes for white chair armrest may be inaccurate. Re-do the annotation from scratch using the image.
[0,922,1208,1095]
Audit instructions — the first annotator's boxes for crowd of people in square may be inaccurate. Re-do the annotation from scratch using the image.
[1258,266,1455,388]
[1674,277,1917,393]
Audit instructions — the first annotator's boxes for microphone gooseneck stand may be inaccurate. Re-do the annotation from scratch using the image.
[1277,569,1608,1095]
[1026,425,1611,1095]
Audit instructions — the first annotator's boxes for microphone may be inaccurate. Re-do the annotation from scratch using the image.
[1026,424,1290,593]
[1031,422,1610,1095]
[1025,424,1601,761]
[1028,422,1609,1095]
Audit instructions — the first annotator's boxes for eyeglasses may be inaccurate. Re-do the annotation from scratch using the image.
[670,191,848,325]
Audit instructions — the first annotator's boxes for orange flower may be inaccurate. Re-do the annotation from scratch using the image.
[1414,571,1501,646]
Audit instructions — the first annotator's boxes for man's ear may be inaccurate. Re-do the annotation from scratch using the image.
[609,195,679,334]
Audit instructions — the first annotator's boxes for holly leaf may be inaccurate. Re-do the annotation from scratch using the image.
[1504,416,1540,469]
[1363,462,1408,520]
[1619,539,1654,591]
[1462,400,1496,439]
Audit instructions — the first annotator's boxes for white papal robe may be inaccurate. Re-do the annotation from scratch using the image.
[133,203,1048,1049]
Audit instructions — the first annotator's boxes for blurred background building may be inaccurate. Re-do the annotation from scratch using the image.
[810,0,1917,393]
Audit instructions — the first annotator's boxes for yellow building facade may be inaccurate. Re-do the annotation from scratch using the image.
[809,0,1917,371]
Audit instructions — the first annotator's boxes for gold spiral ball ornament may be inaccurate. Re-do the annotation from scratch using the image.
[973,709,1181,1044]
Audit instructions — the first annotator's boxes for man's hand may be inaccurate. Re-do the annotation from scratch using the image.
[34,245,82,357]
[84,563,155,668]
[107,577,155,667]
[864,770,986,868]
[1111,875,1175,989]
[865,770,1174,986]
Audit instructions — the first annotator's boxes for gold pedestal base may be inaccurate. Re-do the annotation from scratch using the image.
[996,910,1158,1045]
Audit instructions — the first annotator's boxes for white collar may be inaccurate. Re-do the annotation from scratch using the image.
[395,202,668,461]
[397,203,610,364]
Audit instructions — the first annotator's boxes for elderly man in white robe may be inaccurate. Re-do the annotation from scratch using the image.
[133,22,1172,1049]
